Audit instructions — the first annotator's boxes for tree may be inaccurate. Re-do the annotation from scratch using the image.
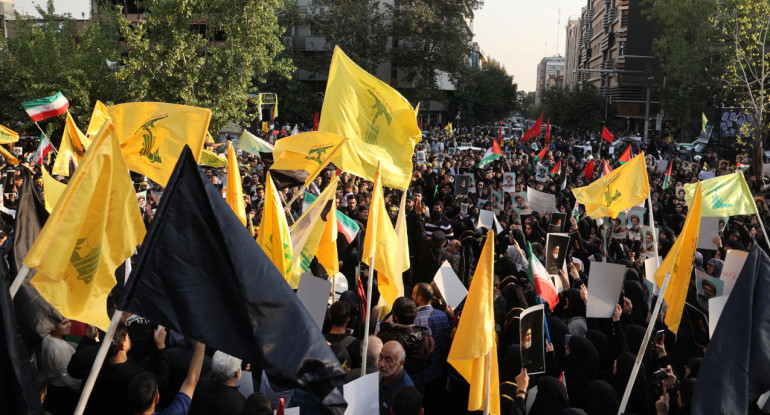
[0,1,121,137]
[714,0,770,187]
[644,0,723,137]
[450,60,518,125]
[112,0,293,132]
[536,85,610,131]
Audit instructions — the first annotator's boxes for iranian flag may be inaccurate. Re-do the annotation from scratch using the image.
[478,139,503,168]
[22,92,69,122]
[662,160,672,190]
[33,134,54,164]
[526,242,559,310]
[302,191,360,243]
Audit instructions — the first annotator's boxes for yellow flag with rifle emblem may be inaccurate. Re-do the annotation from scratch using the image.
[362,163,400,306]
[572,152,650,219]
[53,110,91,176]
[319,46,422,190]
[25,120,146,330]
[683,172,756,217]
[0,124,19,144]
[257,172,294,285]
[269,131,346,189]
[86,100,110,137]
[108,102,212,186]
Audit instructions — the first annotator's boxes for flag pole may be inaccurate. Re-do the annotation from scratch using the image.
[647,194,661,267]
[32,122,58,156]
[483,348,492,415]
[360,160,381,377]
[282,137,348,210]
[8,265,29,299]
[618,272,672,415]
[73,310,124,415]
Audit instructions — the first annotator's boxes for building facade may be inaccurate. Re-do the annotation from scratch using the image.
[535,56,565,104]
[563,18,580,89]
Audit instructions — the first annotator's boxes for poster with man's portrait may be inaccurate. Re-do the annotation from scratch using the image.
[535,165,548,182]
[520,304,545,375]
[455,174,471,196]
[549,213,568,233]
[545,233,570,276]
[502,172,516,193]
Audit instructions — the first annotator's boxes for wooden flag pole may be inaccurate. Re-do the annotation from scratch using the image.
[648,194,661,267]
[618,272,672,415]
[73,310,124,415]
[282,137,348,211]
[483,348,492,415]
[8,265,29,299]
[360,161,381,377]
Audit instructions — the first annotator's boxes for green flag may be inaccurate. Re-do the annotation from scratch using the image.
[684,172,757,217]
[238,129,274,156]
[198,149,227,168]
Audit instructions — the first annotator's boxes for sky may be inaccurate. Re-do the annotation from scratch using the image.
[14,0,586,92]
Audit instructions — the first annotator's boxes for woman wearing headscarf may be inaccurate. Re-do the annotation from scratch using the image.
[623,280,649,326]
[562,288,587,337]
[564,336,600,409]
[585,329,613,381]
[584,379,619,415]
[529,376,570,415]
[501,285,529,349]
[612,352,654,415]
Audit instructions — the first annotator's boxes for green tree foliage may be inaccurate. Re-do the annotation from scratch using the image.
[0,1,121,137]
[532,84,612,131]
[713,0,770,185]
[644,0,723,136]
[450,60,518,125]
[114,0,292,133]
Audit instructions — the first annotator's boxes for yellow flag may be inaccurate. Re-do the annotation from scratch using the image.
[226,142,247,226]
[394,191,410,290]
[108,102,212,186]
[25,120,146,330]
[683,172,757,217]
[654,182,702,334]
[270,131,346,188]
[0,125,19,144]
[448,230,500,415]
[41,168,66,213]
[289,177,340,287]
[316,190,339,276]
[572,152,650,219]
[86,100,110,137]
[256,173,294,284]
[53,111,91,176]
[362,163,400,306]
[319,46,422,190]
[0,145,18,165]
[198,148,227,168]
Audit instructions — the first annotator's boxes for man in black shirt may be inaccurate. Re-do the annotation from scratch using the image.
[324,301,361,369]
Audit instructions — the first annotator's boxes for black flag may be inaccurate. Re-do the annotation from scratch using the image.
[645,138,660,160]
[11,172,63,354]
[0,255,45,414]
[120,146,346,410]
[693,245,770,414]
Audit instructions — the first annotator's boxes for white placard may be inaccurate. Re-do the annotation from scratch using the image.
[526,186,556,214]
[296,275,333,330]
[343,372,379,415]
[644,257,662,295]
[433,260,468,309]
[235,370,254,397]
[699,170,716,180]
[708,295,728,338]
[477,209,502,232]
[586,262,626,318]
[697,217,721,250]
[720,249,749,297]
[526,385,538,414]
[657,160,669,173]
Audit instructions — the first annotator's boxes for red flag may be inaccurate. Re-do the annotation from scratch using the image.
[419,118,423,131]
[536,146,548,163]
[549,159,561,176]
[600,159,613,177]
[521,114,543,143]
[618,144,632,164]
[312,112,320,131]
[545,118,551,143]
[498,121,503,145]
[601,126,614,143]
[583,159,595,180]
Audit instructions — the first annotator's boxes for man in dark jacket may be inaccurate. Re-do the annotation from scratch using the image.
[414,230,455,285]
[377,297,434,393]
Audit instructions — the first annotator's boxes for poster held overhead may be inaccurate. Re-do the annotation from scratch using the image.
[520,304,545,374]
[433,260,468,309]
[586,262,626,318]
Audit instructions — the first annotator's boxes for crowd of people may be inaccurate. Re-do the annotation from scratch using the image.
[6,119,770,415]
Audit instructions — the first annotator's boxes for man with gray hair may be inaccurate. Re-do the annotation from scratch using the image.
[345,336,383,382]
[189,351,245,415]
[379,341,414,415]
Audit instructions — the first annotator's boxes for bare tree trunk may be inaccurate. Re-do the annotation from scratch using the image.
[752,133,765,192]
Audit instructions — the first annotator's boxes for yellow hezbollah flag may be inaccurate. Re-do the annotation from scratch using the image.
[256,172,294,284]
[25,120,146,330]
[683,172,757,217]
[41,168,66,213]
[655,182,702,334]
[108,102,211,186]
[0,124,19,144]
[572,152,650,219]
[362,163,400,306]
[0,145,18,165]
[448,230,500,415]
[86,100,110,137]
[270,131,346,189]
[316,188,339,276]
[226,142,247,226]
[53,110,91,176]
[289,177,339,287]
[319,46,422,190]
[198,148,227,168]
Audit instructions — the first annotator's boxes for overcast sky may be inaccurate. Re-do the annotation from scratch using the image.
[14,0,585,92]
